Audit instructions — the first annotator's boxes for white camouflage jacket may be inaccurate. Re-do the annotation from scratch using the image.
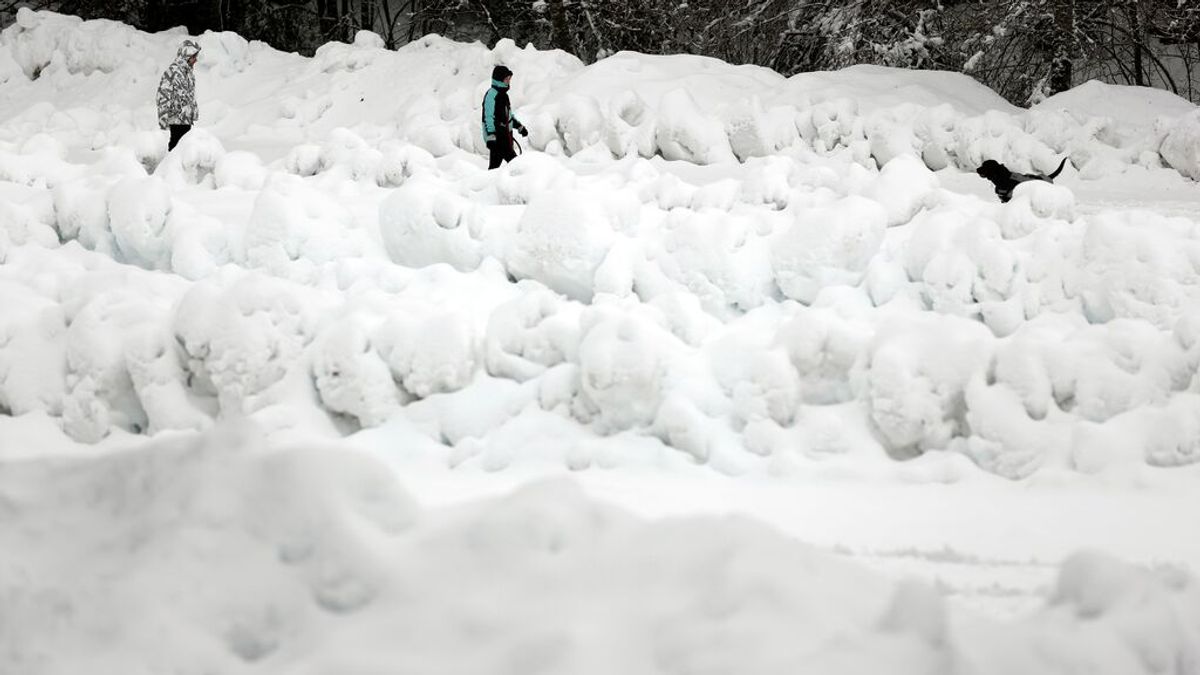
[156,41,200,129]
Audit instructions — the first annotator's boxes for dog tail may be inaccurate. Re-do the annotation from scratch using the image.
[1047,157,1068,180]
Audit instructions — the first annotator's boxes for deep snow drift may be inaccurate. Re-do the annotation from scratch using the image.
[3,423,1199,675]
[2,10,1200,671]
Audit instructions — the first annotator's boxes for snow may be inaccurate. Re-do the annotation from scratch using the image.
[4,424,1200,675]
[1161,109,1200,181]
[771,194,888,304]
[0,11,1196,472]
[1035,79,1197,130]
[2,10,1200,672]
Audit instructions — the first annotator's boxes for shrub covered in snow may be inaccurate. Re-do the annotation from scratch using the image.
[1160,110,1200,181]
[772,196,888,304]
[574,310,671,433]
[0,282,66,417]
[172,275,318,415]
[485,287,581,382]
[378,177,483,272]
[242,174,365,279]
[863,314,995,458]
[107,176,173,269]
[506,189,617,302]
[375,310,481,399]
[311,316,399,428]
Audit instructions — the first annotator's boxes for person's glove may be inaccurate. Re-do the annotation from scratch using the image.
[485,133,497,148]
[518,126,529,137]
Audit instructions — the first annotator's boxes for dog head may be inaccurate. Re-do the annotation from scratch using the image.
[976,159,1007,182]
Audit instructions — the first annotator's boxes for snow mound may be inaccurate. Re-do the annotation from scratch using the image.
[107,176,173,269]
[507,190,618,302]
[0,282,66,417]
[375,309,481,400]
[242,174,364,279]
[864,315,994,458]
[2,424,1198,674]
[378,177,483,272]
[783,64,1020,116]
[1036,80,1196,130]
[772,195,888,304]
[1161,110,1200,181]
[485,287,581,382]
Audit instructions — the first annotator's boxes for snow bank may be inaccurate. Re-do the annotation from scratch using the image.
[2,11,1200,481]
[1035,80,1196,130]
[2,10,1196,176]
[2,424,1199,674]
[1161,110,1200,181]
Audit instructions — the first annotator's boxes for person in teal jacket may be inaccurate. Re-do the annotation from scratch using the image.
[482,65,528,169]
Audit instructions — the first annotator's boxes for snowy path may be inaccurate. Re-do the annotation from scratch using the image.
[844,548,1055,617]
[1076,200,1200,218]
[362,446,1200,620]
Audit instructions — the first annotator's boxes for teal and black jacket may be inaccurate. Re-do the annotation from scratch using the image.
[482,79,524,143]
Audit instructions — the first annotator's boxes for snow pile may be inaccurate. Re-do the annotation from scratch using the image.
[2,11,1200,482]
[507,190,619,302]
[1161,110,1200,181]
[2,423,1198,674]
[772,195,888,304]
[1035,80,1197,130]
[0,279,66,417]
[242,173,367,279]
[2,10,1196,176]
[5,148,1200,478]
[378,176,484,272]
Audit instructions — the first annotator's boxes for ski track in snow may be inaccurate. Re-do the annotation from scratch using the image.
[840,547,1054,618]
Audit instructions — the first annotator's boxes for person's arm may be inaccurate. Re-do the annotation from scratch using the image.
[155,69,172,129]
[185,69,198,123]
[483,89,498,142]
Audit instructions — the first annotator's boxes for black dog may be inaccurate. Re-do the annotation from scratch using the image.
[976,157,1068,203]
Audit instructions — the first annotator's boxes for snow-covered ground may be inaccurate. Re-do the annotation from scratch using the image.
[2,9,1200,673]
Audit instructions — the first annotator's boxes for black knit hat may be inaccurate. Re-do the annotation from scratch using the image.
[491,65,513,82]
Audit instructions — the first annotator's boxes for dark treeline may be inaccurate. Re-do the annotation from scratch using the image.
[4,0,1199,104]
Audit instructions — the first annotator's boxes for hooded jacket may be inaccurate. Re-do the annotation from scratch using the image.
[482,65,523,143]
[157,41,200,129]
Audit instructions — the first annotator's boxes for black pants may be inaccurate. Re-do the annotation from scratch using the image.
[168,124,191,151]
[487,138,516,170]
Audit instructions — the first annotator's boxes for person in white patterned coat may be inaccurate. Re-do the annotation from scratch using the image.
[157,40,201,151]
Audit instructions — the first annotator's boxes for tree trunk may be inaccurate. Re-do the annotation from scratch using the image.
[579,0,607,59]
[547,0,573,54]
[1050,0,1074,94]
[1131,0,1146,86]
[317,0,340,41]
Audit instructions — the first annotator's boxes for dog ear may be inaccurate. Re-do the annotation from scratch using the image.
[979,160,1006,178]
